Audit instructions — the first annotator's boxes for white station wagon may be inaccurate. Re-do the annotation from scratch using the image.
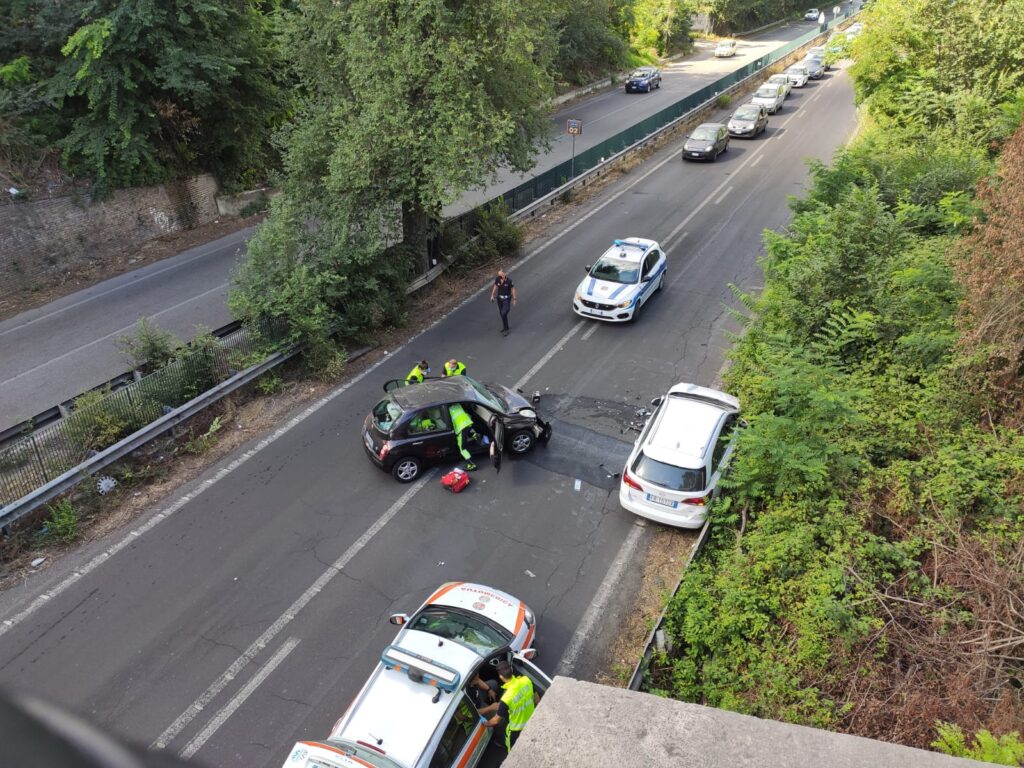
[282,582,550,768]
[619,383,741,529]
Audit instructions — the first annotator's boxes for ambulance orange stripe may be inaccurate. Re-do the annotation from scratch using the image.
[427,581,465,604]
[299,742,375,768]
[456,725,486,768]
[524,623,536,650]
[513,601,526,635]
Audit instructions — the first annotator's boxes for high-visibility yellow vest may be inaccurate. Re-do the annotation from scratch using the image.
[444,360,466,377]
[500,675,535,749]
[448,403,473,434]
[406,365,425,383]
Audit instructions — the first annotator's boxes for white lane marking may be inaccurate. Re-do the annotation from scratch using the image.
[151,474,431,751]
[751,154,763,166]
[0,240,245,338]
[581,323,599,342]
[714,186,733,205]
[513,321,585,391]
[663,72,845,252]
[0,282,229,386]
[180,636,300,759]
[556,520,647,676]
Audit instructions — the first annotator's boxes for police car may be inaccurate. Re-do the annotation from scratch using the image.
[572,238,666,323]
[282,582,550,768]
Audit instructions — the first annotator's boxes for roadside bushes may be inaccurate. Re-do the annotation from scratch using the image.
[649,4,1024,749]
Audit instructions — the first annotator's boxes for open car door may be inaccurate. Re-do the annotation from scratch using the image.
[511,652,552,697]
[488,415,504,473]
[383,378,408,392]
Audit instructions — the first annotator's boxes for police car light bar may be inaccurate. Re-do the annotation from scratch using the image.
[612,239,650,251]
[380,645,461,692]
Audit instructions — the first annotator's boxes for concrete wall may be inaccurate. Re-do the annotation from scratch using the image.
[505,678,996,768]
[0,175,220,301]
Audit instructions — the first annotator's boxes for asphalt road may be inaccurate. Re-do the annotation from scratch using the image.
[0,16,839,434]
[0,64,858,767]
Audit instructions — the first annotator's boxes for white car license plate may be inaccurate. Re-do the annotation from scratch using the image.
[646,493,678,508]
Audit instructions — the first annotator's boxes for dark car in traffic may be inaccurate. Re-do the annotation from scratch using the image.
[363,376,552,482]
[727,103,768,137]
[625,67,661,93]
[682,122,730,161]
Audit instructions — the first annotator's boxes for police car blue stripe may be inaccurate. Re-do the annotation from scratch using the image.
[607,283,630,300]
[587,277,597,296]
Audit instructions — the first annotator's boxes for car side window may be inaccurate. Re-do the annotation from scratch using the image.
[642,253,657,278]
[712,414,738,470]
[429,695,477,768]
[408,406,450,435]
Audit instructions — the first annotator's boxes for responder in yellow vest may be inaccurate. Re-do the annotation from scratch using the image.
[406,360,430,384]
[480,660,537,751]
[443,359,467,377]
[447,403,477,471]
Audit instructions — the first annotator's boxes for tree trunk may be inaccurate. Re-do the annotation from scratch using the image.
[401,201,435,275]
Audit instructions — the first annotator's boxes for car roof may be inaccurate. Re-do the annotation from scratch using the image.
[390,376,488,410]
[633,66,656,74]
[643,384,739,467]
[597,237,661,264]
[695,122,725,130]
[332,629,483,768]
[428,582,524,636]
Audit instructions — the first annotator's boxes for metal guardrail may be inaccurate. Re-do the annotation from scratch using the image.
[0,317,288,527]
[0,347,300,531]
[627,520,713,691]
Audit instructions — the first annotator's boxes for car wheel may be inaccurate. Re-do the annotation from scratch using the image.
[391,456,421,483]
[657,273,666,292]
[509,430,535,454]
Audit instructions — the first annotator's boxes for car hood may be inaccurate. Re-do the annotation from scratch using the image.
[729,117,755,125]
[577,274,641,302]
[627,76,650,83]
[485,381,534,414]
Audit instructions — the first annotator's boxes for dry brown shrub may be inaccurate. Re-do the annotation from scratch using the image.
[824,530,1024,749]
[955,122,1024,422]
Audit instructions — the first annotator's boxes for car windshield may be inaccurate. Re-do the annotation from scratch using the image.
[591,256,640,284]
[372,398,404,432]
[787,66,807,74]
[630,70,650,78]
[632,452,706,493]
[769,75,787,84]
[734,107,760,120]
[691,127,719,141]
[465,376,505,411]
[755,87,776,98]
[410,606,511,656]
[717,41,732,47]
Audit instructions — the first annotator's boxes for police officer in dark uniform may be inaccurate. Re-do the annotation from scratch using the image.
[489,269,517,336]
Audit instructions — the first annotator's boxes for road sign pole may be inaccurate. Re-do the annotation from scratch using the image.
[565,118,583,182]
[571,134,576,180]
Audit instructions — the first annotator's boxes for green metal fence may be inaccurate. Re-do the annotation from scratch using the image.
[479,16,849,217]
[0,319,284,508]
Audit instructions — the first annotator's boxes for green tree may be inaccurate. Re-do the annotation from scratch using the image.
[631,0,693,56]
[55,0,284,193]
[279,0,557,272]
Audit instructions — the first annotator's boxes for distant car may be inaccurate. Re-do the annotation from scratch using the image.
[727,103,768,137]
[281,582,550,768]
[625,66,661,93]
[363,376,551,481]
[785,63,810,87]
[573,237,666,322]
[619,383,741,529]
[804,7,820,20]
[845,22,864,39]
[806,45,832,70]
[766,73,792,98]
[682,122,730,161]
[714,39,737,57]
[802,57,825,78]
[751,83,785,114]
